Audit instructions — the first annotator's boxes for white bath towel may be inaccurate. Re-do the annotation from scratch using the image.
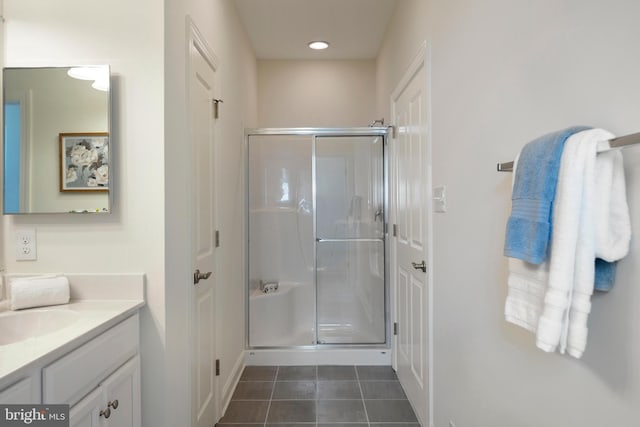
[9,275,70,310]
[566,134,630,358]
[536,130,596,353]
[536,129,630,357]
[505,258,548,332]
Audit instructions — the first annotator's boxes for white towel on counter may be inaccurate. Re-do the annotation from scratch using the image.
[9,274,70,310]
[536,128,630,358]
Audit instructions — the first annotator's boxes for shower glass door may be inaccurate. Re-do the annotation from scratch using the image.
[315,136,385,344]
[248,135,315,347]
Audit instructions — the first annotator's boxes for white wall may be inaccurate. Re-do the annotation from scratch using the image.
[258,59,376,127]
[380,1,640,426]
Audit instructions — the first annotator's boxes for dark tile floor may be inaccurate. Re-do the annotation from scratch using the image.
[217,365,419,427]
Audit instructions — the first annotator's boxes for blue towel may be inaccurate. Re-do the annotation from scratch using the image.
[594,258,617,292]
[504,126,589,264]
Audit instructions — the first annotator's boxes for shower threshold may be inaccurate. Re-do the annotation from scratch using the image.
[245,347,391,366]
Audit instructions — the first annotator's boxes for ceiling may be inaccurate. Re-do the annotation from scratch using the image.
[233,0,398,60]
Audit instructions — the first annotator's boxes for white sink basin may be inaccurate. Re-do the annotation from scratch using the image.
[0,308,80,346]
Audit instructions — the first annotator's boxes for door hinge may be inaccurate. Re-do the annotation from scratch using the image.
[213,98,223,119]
[393,322,398,336]
[215,230,220,248]
[215,359,220,376]
[392,224,397,237]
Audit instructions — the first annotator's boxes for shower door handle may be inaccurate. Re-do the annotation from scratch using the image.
[193,269,212,285]
[411,260,427,273]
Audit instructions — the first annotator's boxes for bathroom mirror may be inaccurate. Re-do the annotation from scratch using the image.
[3,66,111,214]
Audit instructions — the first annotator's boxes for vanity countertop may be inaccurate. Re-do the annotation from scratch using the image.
[0,273,145,389]
[0,299,144,383]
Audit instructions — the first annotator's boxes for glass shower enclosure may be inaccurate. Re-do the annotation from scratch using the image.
[247,128,388,347]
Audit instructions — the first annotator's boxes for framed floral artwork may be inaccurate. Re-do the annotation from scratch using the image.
[59,132,109,192]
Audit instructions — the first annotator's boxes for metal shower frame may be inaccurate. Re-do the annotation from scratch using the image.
[244,126,392,350]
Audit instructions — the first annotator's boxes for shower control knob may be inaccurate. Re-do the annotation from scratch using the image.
[193,269,212,285]
[411,260,427,273]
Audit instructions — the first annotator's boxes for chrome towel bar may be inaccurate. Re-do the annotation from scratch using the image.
[497,131,640,172]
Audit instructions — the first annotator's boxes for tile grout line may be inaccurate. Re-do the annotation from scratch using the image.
[355,366,372,427]
[263,366,278,427]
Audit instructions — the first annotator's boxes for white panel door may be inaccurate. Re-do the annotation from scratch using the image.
[391,46,430,426]
[188,26,219,427]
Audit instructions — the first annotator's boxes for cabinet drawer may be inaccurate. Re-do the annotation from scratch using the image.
[43,314,139,405]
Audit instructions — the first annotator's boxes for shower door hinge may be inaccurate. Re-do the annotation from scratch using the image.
[215,359,220,376]
[393,322,398,336]
[392,224,397,237]
[215,230,220,247]
[213,98,223,119]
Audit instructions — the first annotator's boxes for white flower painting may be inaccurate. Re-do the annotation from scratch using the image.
[59,133,109,192]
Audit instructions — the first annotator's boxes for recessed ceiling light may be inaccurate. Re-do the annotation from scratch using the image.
[308,41,329,50]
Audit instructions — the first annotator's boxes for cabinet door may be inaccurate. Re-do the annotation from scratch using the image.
[0,376,39,404]
[69,387,102,427]
[102,356,141,427]
[69,356,140,427]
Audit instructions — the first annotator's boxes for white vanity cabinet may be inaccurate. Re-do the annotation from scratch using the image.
[41,313,141,427]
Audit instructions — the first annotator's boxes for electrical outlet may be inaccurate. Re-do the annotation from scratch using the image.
[15,228,37,261]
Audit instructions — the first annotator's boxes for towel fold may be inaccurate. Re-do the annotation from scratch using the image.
[9,275,70,310]
[504,126,589,264]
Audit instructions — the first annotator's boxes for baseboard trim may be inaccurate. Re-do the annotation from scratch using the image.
[219,351,245,417]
